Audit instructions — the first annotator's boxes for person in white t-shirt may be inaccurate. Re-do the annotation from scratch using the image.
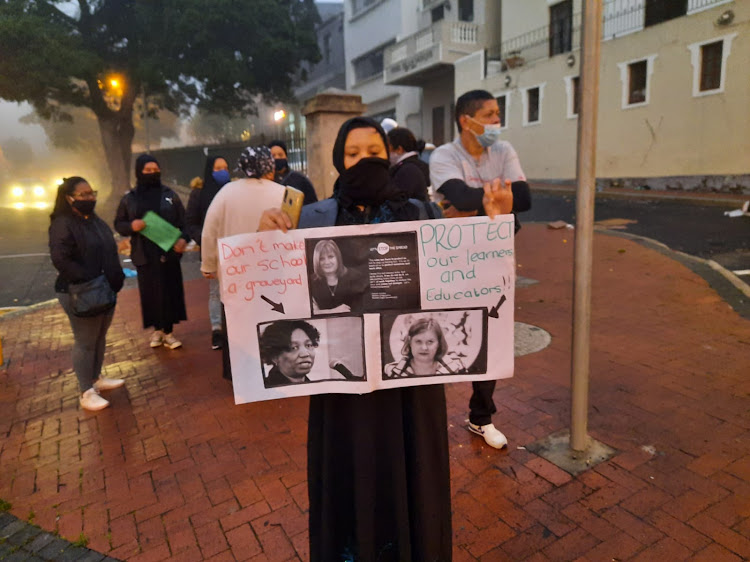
[201,146,286,380]
[430,89,532,450]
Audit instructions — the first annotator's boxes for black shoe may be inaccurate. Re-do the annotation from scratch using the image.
[211,330,223,350]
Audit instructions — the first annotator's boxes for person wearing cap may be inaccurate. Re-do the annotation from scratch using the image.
[201,146,286,380]
[430,89,532,450]
[268,140,318,205]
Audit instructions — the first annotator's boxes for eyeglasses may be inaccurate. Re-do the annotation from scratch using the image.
[72,191,97,200]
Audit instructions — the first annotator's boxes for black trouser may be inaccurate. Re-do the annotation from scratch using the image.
[469,380,497,426]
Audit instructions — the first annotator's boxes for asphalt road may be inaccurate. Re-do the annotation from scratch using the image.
[0,193,747,309]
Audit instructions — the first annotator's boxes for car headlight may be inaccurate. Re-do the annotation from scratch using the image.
[11,187,24,197]
[33,186,45,197]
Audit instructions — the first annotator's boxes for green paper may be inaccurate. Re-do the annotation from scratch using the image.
[141,211,181,252]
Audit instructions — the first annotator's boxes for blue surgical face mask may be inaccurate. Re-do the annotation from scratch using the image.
[469,117,502,148]
[212,169,230,186]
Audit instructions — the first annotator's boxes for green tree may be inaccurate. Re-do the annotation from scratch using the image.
[0,0,320,196]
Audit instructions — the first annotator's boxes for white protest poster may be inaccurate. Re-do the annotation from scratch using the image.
[218,215,516,404]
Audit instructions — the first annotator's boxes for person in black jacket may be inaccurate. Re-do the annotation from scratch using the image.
[114,155,189,350]
[186,155,230,350]
[386,127,430,202]
[49,177,126,411]
[269,140,318,205]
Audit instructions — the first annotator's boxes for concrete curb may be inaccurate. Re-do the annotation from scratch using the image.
[0,299,58,321]
[531,183,749,207]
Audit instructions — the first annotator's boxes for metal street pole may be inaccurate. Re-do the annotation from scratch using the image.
[571,0,602,452]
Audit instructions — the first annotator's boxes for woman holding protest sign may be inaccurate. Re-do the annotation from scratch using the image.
[114,155,189,350]
[259,117,513,561]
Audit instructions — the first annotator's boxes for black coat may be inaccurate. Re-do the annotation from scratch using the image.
[49,213,125,294]
[114,185,189,267]
[389,155,430,202]
[276,169,318,205]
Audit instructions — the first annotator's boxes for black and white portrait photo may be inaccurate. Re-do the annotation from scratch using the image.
[306,232,421,317]
[307,239,369,316]
[381,309,488,379]
[258,317,366,388]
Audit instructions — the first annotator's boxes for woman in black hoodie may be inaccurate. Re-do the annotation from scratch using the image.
[114,154,189,349]
[186,155,230,349]
[49,177,125,411]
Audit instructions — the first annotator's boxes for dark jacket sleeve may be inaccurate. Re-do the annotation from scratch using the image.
[114,193,134,236]
[171,190,190,242]
[97,219,125,293]
[437,179,531,214]
[185,188,203,244]
[392,163,429,202]
[49,218,88,283]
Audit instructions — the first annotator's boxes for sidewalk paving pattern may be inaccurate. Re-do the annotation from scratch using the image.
[1,224,749,561]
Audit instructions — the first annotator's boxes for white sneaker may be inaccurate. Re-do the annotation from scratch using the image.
[163,333,182,349]
[150,330,164,348]
[80,388,110,411]
[93,378,125,391]
[468,422,508,449]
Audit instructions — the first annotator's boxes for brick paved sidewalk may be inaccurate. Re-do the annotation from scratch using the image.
[1,224,749,561]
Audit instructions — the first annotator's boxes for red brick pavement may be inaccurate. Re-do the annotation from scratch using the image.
[1,223,748,561]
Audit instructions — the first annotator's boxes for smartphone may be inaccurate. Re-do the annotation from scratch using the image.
[281,186,304,229]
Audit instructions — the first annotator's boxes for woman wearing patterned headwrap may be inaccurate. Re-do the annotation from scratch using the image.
[201,146,286,380]
[114,155,190,349]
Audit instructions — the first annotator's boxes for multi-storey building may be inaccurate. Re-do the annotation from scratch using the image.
[452,0,748,190]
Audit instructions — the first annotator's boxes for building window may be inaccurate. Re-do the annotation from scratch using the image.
[645,0,687,27]
[700,41,722,91]
[564,75,580,119]
[352,43,390,83]
[617,55,656,108]
[323,34,331,64]
[549,0,573,57]
[496,95,507,129]
[431,5,444,23]
[522,85,544,126]
[687,33,737,97]
[458,0,474,22]
[628,60,647,104]
[351,0,378,17]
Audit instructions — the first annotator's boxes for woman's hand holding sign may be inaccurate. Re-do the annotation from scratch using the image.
[259,208,293,233]
[482,178,513,218]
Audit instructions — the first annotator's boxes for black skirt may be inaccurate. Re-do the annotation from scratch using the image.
[308,385,452,561]
[135,259,187,330]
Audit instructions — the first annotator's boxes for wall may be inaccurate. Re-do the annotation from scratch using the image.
[453,1,749,189]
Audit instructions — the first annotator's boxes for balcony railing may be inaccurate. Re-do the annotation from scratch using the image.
[385,20,482,84]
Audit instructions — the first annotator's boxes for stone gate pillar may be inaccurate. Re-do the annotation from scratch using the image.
[303,89,366,199]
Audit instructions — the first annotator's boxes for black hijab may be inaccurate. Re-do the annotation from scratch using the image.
[332,117,417,221]
[135,154,160,187]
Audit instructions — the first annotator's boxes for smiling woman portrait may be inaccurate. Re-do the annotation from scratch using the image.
[309,239,367,315]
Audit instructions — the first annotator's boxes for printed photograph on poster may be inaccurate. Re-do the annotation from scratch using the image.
[305,232,421,317]
[258,317,365,388]
[381,309,488,379]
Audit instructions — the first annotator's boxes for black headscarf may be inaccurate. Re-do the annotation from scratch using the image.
[135,154,160,186]
[237,146,275,179]
[332,117,418,221]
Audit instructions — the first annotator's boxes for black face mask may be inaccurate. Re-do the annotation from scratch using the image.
[274,158,288,173]
[72,199,96,215]
[140,172,161,188]
[337,157,391,206]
